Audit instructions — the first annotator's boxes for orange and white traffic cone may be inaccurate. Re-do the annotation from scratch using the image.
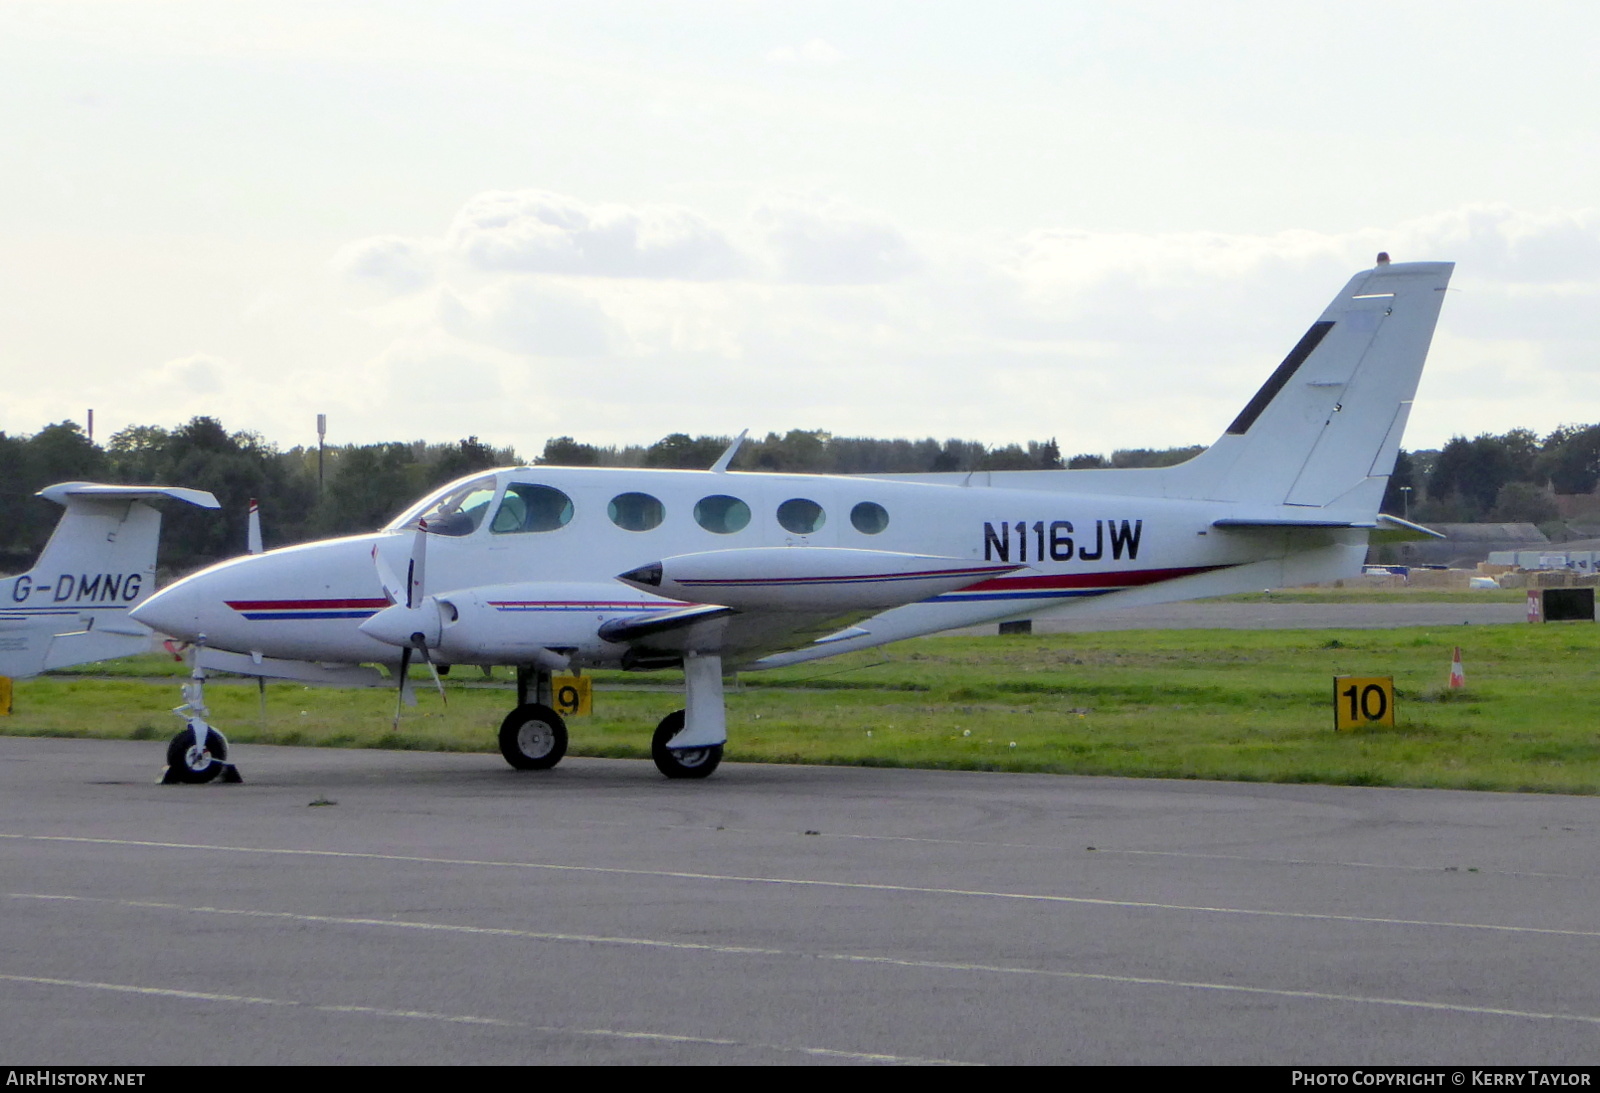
[1449,646,1465,690]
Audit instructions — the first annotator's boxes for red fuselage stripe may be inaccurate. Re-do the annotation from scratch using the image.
[227,598,390,611]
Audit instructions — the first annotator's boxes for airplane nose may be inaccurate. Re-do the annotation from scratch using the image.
[130,580,205,641]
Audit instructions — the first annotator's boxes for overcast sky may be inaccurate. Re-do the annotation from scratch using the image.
[4,1,1598,460]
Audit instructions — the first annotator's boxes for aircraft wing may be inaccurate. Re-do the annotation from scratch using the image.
[603,548,1023,667]
[600,602,877,668]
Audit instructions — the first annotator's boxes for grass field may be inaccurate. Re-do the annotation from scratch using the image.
[5,613,1598,794]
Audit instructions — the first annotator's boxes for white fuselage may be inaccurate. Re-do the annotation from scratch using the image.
[133,464,1366,671]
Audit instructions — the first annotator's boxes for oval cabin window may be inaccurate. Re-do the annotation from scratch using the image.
[608,492,665,532]
[694,495,751,535]
[777,498,825,534]
[850,501,889,535]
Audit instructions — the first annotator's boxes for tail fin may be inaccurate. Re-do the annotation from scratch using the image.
[873,260,1453,516]
[0,483,219,678]
[1166,259,1454,511]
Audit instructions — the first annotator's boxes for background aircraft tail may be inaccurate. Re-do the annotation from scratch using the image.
[0,483,219,678]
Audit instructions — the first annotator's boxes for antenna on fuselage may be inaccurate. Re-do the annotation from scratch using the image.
[710,429,748,473]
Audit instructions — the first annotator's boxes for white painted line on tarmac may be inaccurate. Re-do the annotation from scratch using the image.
[787,831,1598,882]
[13,893,1600,1030]
[415,813,1600,883]
[5,831,1597,938]
[0,970,973,1066]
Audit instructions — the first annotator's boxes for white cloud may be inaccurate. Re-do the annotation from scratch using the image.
[445,190,748,281]
[111,189,1593,457]
[329,235,437,297]
[765,39,845,68]
[437,280,617,358]
[153,353,227,395]
[1390,205,1600,286]
[755,197,920,284]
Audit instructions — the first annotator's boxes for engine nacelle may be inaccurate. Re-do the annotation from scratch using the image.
[616,548,1021,611]
[360,580,682,665]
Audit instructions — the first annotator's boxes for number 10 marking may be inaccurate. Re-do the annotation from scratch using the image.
[1333,676,1395,731]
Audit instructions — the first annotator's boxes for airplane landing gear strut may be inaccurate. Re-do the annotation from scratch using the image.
[653,651,725,779]
[160,646,242,785]
[500,663,567,771]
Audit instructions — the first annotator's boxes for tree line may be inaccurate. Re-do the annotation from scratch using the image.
[0,419,513,574]
[5,417,1597,575]
[1390,426,1600,528]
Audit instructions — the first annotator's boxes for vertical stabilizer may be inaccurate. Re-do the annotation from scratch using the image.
[1173,260,1453,511]
[0,483,219,678]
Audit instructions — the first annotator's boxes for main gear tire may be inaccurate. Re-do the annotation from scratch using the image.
[498,704,568,771]
[651,710,722,780]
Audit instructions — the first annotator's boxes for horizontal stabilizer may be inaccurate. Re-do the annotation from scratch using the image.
[1213,517,1377,530]
[41,629,150,673]
[37,482,220,509]
[1373,513,1445,541]
[1212,513,1443,541]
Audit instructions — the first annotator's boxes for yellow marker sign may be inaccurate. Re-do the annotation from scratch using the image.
[1333,675,1394,731]
[0,676,11,716]
[552,674,592,717]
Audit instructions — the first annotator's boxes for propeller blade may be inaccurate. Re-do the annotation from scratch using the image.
[422,655,447,705]
[371,545,404,606]
[392,646,413,730]
[406,520,429,610]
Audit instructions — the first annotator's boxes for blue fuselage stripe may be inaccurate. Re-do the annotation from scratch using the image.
[240,611,380,621]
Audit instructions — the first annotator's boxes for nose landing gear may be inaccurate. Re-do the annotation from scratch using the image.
[160,654,242,785]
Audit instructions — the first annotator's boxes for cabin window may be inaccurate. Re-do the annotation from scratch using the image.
[412,477,498,536]
[777,498,825,534]
[694,495,751,535]
[491,484,574,534]
[609,492,665,532]
[851,501,889,534]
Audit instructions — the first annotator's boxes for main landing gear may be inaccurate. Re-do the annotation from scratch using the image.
[498,703,568,770]
[500,654,728,780]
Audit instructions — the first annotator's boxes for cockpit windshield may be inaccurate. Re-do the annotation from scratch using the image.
[385,475,499,537]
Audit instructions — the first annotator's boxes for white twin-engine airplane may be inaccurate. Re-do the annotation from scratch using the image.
[1,483,219,680]
[133,258,1453,782]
